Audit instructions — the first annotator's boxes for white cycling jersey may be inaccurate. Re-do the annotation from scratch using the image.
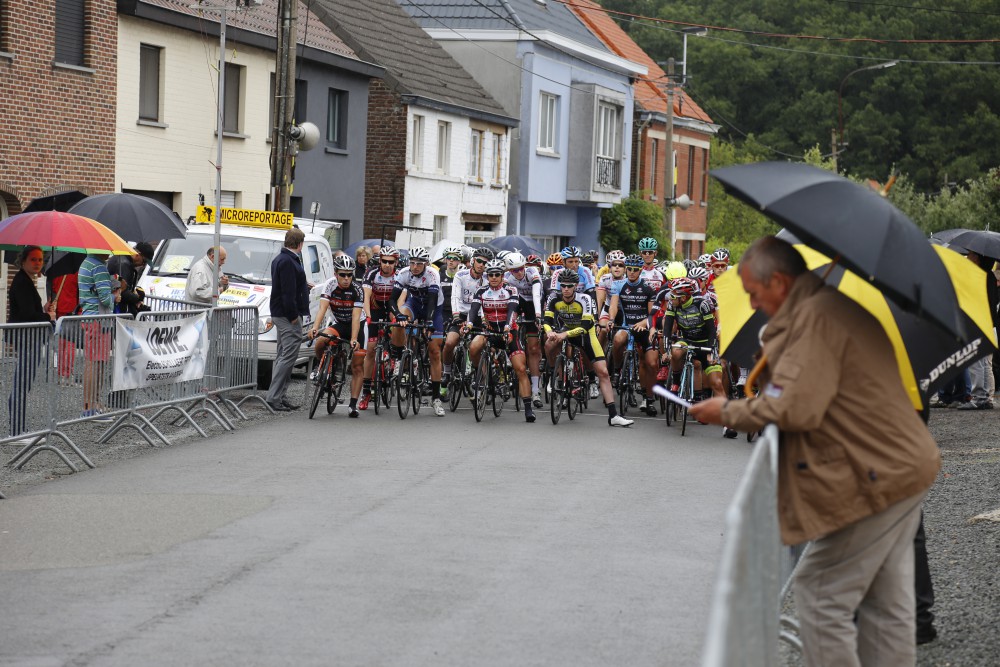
[451,267,487,315]
[503,266,543,317]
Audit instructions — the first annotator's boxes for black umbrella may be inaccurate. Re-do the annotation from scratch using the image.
[23,190,88,213]
[943,229,1000,261]
[68,193,186,243]
[929,228,970,246]
[711,162,967,341]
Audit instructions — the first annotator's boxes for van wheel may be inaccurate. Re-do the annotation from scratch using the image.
[257,360,273,389]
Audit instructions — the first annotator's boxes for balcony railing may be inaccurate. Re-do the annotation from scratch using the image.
[595,156,621,189]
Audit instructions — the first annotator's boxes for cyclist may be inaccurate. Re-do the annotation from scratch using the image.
[605,254,660,416]
[548,246,599,398]
[436,245,465,400]
[637,237,666,292]
[467,259,534,422]
[595,250,627,351]
[682,258,698,273]
[582,251,599,278]
[358,246,399,410]
[526,253,544,274]
[697,253,713,268]
[708,247,731,287]
[308,255,366,418]
[390,246,446,417]
[545,252,563,282]
[687,265,711,293]
[543,270,634,427]
[502,251,545,408]
[657,277,729,432]
[442,247,489,392]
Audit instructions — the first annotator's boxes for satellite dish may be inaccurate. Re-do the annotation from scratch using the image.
[289,122,320,151]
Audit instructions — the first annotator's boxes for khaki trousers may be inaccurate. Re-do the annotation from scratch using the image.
[794,491,926,667]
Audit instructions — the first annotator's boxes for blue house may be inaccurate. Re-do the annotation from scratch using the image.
[398,0,646,254]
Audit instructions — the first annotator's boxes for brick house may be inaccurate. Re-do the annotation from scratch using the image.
[568,0,720,260]
[310,0,517,247]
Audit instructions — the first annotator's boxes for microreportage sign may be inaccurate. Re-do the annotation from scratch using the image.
[112,313,210,390]
[195,205,293,230]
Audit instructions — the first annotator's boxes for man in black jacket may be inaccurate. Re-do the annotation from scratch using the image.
[106,242,154,316]
[266,228,309,411]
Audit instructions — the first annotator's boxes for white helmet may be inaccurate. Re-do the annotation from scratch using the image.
[442,245,463,260]
[605,250,626,263]
[504,251,526,270]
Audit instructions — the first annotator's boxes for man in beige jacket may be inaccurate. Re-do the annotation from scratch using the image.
[692,236,940,667]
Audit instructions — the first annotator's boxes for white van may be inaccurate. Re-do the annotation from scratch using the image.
[138,220,336,387]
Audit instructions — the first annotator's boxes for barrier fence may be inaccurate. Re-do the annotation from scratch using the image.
[702,424,804,666]
[0,305,264,494]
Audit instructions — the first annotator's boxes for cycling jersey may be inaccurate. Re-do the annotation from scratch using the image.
[597,273,627,324]
[320,279,365,325]
[393,265,441,307]
[543,292,596,338]
[451,268,487,316]
[548,266,596,294]
[363,267,396,313]
[469,285,519,330]
[503,266,543,318]
[661,295,716,344]
[613,279,656,327]
[439,267,460,320]
[639,266,666,293]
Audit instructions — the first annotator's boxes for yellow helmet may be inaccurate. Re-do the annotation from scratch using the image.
[663,261,688,280]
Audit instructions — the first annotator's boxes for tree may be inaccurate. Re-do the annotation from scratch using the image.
[600,194,669,256]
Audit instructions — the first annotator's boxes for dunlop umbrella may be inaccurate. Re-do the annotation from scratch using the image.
[716,244,996,410]
[711,162,967,341]
[0,211,133,255]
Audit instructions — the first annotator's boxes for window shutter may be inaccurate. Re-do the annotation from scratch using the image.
[55,0,85,66]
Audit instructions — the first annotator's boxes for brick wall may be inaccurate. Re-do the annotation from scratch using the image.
[363,79,407,238]
[0,0,117,211]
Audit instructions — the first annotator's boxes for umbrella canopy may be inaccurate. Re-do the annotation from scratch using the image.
[0,211,133,255]
[929,228,970,247]
[943,229,1000,260]
[488,234,548,258]
[717,244,996,410]
[711,162,967,341]
[23,190,88,213]
[68,192,185,242]
[343,238,393,257]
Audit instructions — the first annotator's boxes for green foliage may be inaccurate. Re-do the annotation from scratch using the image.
[600,194,669,256]
[603,0,1000,192]
[705,136,780,252]
[886,169,1000,235]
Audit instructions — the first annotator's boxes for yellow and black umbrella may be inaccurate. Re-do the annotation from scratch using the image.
[716,244,996,410]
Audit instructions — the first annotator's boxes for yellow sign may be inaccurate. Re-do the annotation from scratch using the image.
[195,206,293,230]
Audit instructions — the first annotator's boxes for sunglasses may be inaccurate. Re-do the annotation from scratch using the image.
[626,267,642,272]
[611,263,625,268]
[380,259,396,265]
[337,272,353,278]
[473,258,486,264]
[486,271,504,278]
[711,263,728,269]
[640,250,657,255]
[444,255,461,260]
[409,260,427,265]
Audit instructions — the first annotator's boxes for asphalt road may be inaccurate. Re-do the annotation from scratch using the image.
[0,398,751,667]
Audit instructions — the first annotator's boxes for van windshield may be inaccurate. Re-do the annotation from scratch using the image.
[148,234,281,285]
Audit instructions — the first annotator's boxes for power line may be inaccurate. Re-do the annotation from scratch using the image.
[825,0,1000,18]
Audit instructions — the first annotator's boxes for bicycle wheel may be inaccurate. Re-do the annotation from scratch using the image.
[680,362,694,436]
[308,352,331,420]
[566,356,579,421]
[449,343,466,412]
[550,354,565,424]
[411,352,425,415]
[372,345,384,416]
[327,349,347,414]
[491,352,505,418]
[618,350,632,415]
[381,351,394,409]
[396,350,412,419]
[473,349,489,422]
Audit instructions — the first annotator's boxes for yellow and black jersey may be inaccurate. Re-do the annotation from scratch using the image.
[543,292,596,338]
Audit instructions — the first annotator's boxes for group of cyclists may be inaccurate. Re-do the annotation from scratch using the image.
[306,236,740,436]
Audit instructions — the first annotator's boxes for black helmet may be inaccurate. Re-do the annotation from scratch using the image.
[557,269,580,286]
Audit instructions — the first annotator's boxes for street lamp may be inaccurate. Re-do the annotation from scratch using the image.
[837,60,898,150]
[680,27,708,85]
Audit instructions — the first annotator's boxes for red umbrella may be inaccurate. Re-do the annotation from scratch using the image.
[0,211,133,255]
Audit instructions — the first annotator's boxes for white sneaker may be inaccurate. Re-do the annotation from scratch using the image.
[589,383,600,399]
[609,414,633,427]
[432,398,445,417]
[532,391,543,408]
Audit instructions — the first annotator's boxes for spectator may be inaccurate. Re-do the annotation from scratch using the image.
[107,242,154,316]
[184,245,229,304]
[691,236,940,667]
[958,251,998,410]
[355,245,372,280]
[78,250,120,419]
[266,228,309,412]
[7,246,56,437]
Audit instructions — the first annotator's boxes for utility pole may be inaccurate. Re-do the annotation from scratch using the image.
[270,0,297,212]
[831,128,839,173]
[664,58,676,260]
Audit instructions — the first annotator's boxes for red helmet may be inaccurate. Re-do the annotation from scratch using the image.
[670,277,700,299]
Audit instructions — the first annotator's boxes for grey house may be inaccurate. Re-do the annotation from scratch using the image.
[398,0,645,254]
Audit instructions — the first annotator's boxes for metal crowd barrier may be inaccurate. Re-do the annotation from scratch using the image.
[1,305,265,488]
[142,295,207,312]
[702,424,803,666]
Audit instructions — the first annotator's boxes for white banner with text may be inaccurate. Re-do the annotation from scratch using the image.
[112,313,210,391]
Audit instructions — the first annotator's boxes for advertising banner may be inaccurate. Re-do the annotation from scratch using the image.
[112,313,210,391]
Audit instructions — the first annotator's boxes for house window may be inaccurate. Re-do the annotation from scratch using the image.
[538,92,557,152]
[468,129,484,181]
[683,240,692,259]
[433,216,447,244]
[492,133,504,184]
[267,75,308,136]
[139,44,162,122]
[702,147,710,203]
[687,145,696,198]
[223,63,243,134]
[650,138,658,195]
[410,115,425,170]
[55,0,85,66]
[437,121,451,173]
[327,88,348,148]
[597,102,620,158]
